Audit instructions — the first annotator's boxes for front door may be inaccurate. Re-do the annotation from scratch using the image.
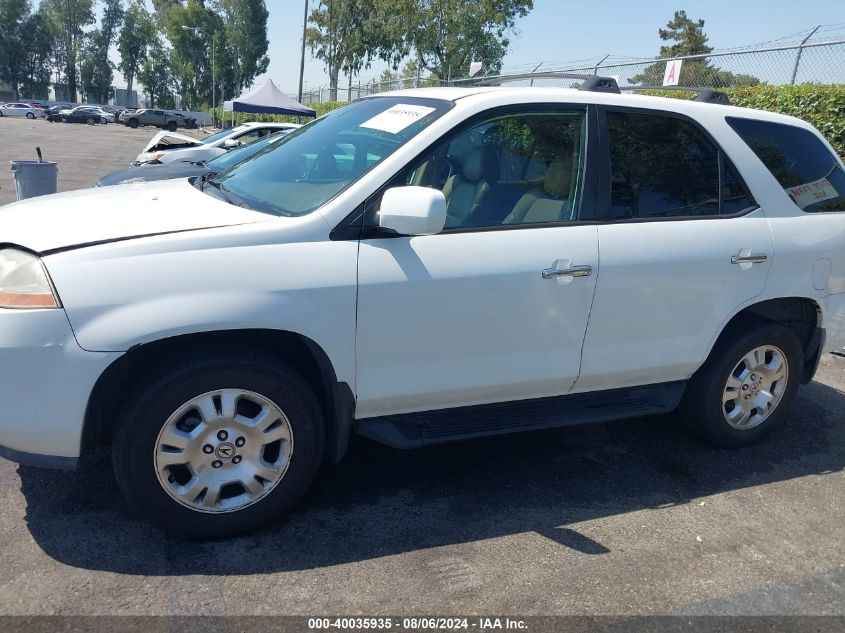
[355,106,601,418]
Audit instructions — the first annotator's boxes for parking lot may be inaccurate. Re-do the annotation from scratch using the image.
[0,116,843,616]
[0,116,206,206]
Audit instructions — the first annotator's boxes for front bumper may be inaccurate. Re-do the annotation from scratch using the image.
[0,308,120,469]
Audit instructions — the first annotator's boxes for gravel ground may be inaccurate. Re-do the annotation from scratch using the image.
[0,115,843,616]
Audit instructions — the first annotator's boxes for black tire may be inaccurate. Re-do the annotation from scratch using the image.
[680,321,803,448]
[127,118,139,128]
[86,117,96,125]
[100,117,108,124]
[166,120,177,132]
[112,348,325,538]
[26,111,35,119]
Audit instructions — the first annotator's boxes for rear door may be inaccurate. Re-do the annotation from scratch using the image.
[574,108,772,392]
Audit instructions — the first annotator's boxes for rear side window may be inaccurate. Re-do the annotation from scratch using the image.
[607,111,753,219]
[727,117,845,212]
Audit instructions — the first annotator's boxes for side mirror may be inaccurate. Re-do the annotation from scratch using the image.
[378,186,447,236]
[222,139,241,149]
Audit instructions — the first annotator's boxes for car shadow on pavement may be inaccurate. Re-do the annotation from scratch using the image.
[17,380,845,575]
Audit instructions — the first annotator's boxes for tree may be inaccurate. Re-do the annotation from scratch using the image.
[631,10,759,88]
[42,0,95,102]
[154,0,224,109]
[118,0,156,98]
[0,0,31,100]
[80,0,123,103]
[401,0,534,79]
[658,9,711,58]
[137,43,176,108]
[20,9,56,99]
[214,0,269,100]
[307,0,373,101]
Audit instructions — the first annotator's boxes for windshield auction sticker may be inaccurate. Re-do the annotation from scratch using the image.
[360,104,436,134]
[786,177,839,209]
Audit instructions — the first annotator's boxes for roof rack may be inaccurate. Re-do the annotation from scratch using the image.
[463,71,621,94]
[618,86,731,105]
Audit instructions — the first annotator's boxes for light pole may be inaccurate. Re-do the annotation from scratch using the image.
[297,0,308,105]
[182,25,215,126]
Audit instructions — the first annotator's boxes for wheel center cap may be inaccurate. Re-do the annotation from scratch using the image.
[215,442,236,461]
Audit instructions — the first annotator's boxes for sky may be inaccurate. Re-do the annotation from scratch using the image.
[258,0,845,96]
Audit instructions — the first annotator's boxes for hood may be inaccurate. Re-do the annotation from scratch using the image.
[143,130,202,153]
[97,163,212,187]
[0,178,270,253]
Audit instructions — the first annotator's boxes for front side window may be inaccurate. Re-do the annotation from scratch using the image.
[607,110,753,219]
[209,97,452,216]
[368,109,587,230]
[727,117,845,212]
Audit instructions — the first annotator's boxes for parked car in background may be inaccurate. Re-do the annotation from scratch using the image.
[96,130,290,187]
[60,106,113,125]
[118,108,137,123]
[0,103,41,118]
[123,108,197,131]
[134,122,300,165]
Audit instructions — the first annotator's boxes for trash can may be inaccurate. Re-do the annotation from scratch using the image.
[10,160,58,200]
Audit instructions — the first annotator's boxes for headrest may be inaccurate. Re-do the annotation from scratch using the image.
[462,146,499,183]
[543,157,573,199]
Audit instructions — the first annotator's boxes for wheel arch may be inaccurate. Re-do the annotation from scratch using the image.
[83,328,355,464]
[705,297,823,384]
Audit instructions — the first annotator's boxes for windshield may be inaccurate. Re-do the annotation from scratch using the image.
[207,97,452,216]
[207,133,285,170]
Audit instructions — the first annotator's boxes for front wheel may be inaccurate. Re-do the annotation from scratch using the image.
[112,350,325,538]
[127,118,139,128]
[166,121,177,132]
[680,322,803,447]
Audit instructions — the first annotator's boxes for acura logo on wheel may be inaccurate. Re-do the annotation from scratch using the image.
[215,442,235,460]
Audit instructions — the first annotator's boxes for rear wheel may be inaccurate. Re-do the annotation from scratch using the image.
[166,120,178,132]
[86,116,96,125]
[112,349,325,538]
[680,322,803,447]
[26,112,34,119]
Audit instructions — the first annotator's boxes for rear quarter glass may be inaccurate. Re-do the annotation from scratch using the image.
[726,117,845,213]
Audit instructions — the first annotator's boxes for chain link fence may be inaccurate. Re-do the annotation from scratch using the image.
[453,39,845,90]
[299,35,845,103]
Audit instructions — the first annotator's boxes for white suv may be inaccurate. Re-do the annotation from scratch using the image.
[1,86,844,537]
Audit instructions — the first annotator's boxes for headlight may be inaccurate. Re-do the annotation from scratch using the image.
[0,249,60,309]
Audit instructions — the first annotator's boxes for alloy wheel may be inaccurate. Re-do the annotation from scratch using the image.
[722,345,788,430]
[154,389,294,513]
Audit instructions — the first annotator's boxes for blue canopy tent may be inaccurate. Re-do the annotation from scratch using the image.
[223,79,316,118]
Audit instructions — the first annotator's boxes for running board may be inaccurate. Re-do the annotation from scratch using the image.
[355,382,685,449]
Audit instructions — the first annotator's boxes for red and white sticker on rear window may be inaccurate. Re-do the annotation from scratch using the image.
[786,177,840,209]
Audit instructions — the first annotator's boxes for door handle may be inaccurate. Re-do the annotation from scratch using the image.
[731,253,768,265]
[542,264,592,279]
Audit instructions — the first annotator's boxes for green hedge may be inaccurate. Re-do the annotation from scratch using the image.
[724,84,845,158]
[639,84,845,157]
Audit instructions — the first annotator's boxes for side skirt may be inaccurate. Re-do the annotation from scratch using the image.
[354,382,685,449]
